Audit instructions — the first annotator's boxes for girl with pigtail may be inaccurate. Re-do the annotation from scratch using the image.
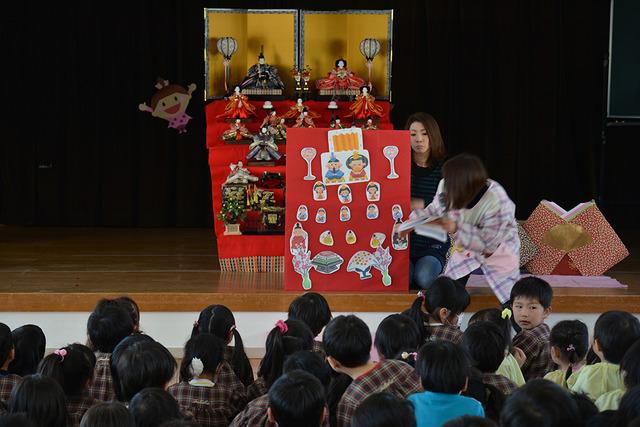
[544,320,589,388]
[168,334,246,427]
[37,344,98,426]
[404,276,470,345]
[192,305,253,388]
[246,319,314,402]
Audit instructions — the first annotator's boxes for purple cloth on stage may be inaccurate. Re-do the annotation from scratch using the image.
[466,274,627,288]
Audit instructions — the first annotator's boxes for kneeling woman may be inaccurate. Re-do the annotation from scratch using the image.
[409,153,520,304]
[406,112,450,289]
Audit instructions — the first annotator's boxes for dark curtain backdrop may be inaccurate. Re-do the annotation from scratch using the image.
[3,1,625,227]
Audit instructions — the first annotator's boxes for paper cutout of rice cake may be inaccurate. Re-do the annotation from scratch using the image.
[311,251,344,274]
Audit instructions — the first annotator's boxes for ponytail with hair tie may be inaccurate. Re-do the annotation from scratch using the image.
[275,320,288,334]
[53,348,67,362]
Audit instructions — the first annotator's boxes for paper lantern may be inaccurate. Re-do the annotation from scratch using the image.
[216,37,238,93]
[359,38,381,91]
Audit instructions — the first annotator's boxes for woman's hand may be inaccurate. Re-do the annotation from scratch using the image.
[410,198,425,211]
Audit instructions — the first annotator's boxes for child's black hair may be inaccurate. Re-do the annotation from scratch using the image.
[8,324,46,376]
[416,340,469,394]
[111,337,176,402]
[323,315,371,368]
[268,370,325,427]
[87,303,134,353]
[283,350,332,391]
[351,392,416,427]
[80,402,135,427]
[549,320,589,382]
[610,385,640,427]
[114,296,141,331]
[509,277,553,309]
[570,392,598,425]
[406,276,470,342]
[37,344,94,396]
[462,321,507,373]
[69,342,97,369]
[621,339,640,389]
[258,319,313,388]
[128,388,183,427]
[0,323,13,368]
[442,416,498,427]
[178,333,224,383]
[0,413,36,427]
[374,314,421,360]
[287,292,332,337]
[499,379,583,427]
[191,304,253,387]
[110,334,154,402]
[468,308,513,352]
[7,373,68,427]
[594,310,640,364]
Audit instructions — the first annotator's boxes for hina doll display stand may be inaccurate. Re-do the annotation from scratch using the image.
[206,99,393,272]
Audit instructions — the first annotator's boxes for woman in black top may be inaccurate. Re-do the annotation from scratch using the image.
[406,112,450,289]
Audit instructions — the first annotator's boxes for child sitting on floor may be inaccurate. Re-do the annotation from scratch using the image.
[374,313,422,363]
[570,310,640,401]
[543,320,589,388]
[110,336,176,403]
[463,321,518,396]
[405,276,470,344]
[0,323,21,404]
[267,370,327,427]
[324,315,422,427]
[86,300,134,401]
[351,392,417,427]
[408,340,484,427]
[511,277,555,380]
[37,344,99,426]
[80,402,134,427]
[128,388,184,427]
[8,374,68,427]
[595,338,640,411]
[8,324,46,377]
[231,351,332,427]
[168,333,246,426]
[193,304,254,388]
[287,292,332,356]
[246,319,314,402]
[468,308,525,387]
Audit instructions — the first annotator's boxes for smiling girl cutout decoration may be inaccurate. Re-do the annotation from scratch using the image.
[139,78,196,134]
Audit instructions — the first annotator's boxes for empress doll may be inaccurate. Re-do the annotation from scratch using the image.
[315,59,365,91]
[346,86,384,120]
[216,86,257,119]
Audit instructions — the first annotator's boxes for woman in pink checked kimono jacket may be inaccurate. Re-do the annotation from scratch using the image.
[409,153,520,305]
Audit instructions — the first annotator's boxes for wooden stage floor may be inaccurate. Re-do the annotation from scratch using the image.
[1,226,638,313]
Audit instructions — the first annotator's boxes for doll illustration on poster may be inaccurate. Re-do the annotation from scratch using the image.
[366,182,380,201]
[323,153,346,184]
[313,181,327,201]
[337,184,352,204]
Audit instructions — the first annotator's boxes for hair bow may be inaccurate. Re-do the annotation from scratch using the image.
[566,344,576,352]
[501,308,512,319]
[193,320,199,328]
[54,348,67,362]
[416,290,426,301]
[189,357,204,378]
[401,352,418,361]
[275,320,288,334]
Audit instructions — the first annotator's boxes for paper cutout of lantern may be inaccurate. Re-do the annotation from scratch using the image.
[359,38,381,90]
[216,37,238,93]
